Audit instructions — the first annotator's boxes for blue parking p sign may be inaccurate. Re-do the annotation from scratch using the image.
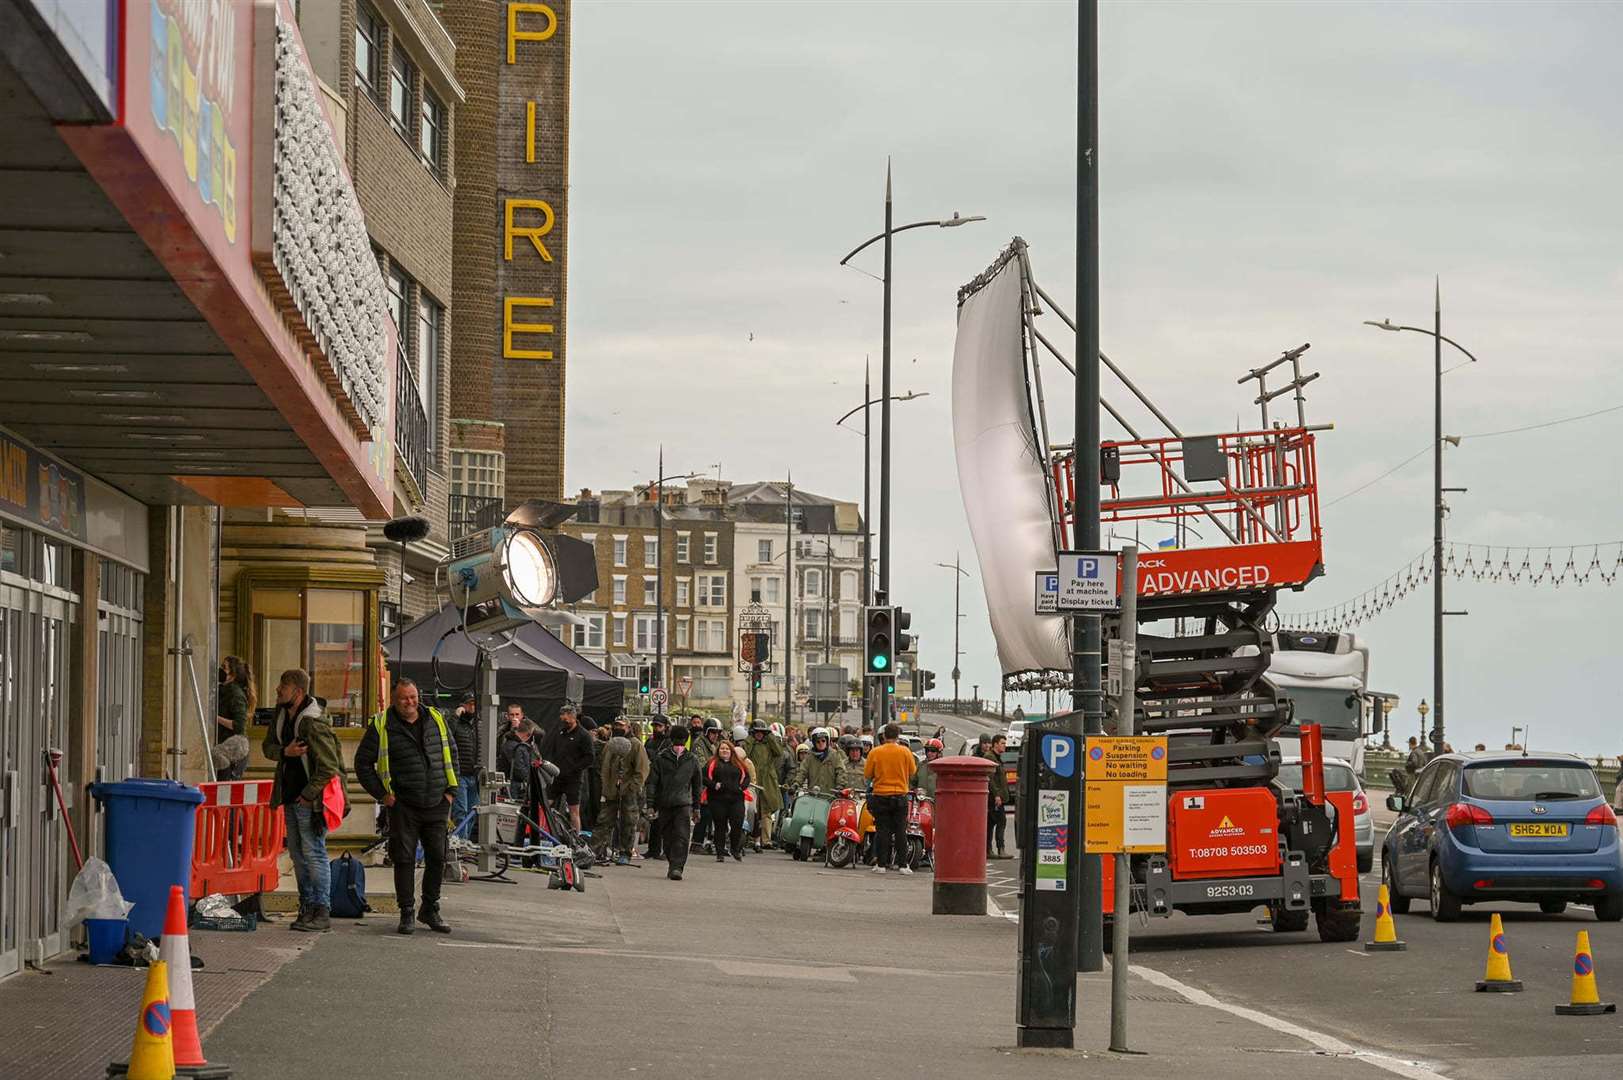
[1041,734,1076,778]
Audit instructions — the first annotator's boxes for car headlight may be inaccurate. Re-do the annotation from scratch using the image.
[504,529,557,608]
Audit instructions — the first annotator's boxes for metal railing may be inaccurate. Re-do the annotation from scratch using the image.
[395,347,429,493]
[449,493,504,536]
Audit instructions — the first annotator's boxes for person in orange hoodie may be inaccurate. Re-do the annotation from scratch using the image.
[863,722,918,874]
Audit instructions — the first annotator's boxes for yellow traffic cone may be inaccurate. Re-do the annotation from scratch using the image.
[106,959,176,1079]
[1555,930,1617,1016]
[1475,912,1523,992]
[1364,883,1407,952]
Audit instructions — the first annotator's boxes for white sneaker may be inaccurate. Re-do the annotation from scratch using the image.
[872,865,886,874]
[898,866,914,875]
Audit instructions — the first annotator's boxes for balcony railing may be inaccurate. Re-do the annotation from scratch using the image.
[395,347,429,494]
[449,493,505,537]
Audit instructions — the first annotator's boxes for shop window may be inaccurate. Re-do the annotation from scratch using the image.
[308,590,367,727]
[238,571,380,729]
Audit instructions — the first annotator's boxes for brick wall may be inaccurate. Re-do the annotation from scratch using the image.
[443,0,570,506]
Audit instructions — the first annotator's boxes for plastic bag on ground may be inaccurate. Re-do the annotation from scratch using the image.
[63,856,134,928]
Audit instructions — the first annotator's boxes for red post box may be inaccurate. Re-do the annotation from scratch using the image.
[930,755,996,915]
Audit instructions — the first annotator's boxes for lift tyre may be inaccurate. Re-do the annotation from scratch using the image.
[1270,904,1310,933]
[1316,906,1361,943]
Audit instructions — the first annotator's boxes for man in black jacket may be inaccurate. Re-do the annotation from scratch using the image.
[645,725,701,881]
[541,703,594,834]
[643,715,674,859]
[449,692,481,839]
[356,679,460,935]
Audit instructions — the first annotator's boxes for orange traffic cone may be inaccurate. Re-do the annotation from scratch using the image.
[106,959,174,1079]
[1475,912,1523,992]
[1364,883,1406,952]
[1555,930,1617,1015]
[156,885,231,1077]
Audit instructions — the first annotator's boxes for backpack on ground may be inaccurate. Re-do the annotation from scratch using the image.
[328,851,371,918]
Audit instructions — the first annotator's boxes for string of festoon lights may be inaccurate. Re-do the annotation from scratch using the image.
[1278,539,1623,632]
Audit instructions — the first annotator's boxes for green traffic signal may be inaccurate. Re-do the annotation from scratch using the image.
[871,654,888,671]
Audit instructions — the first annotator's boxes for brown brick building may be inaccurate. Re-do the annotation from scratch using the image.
[443,0,571,510]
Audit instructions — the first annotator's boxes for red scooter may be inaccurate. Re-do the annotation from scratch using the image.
[824,789,864,869]
[905,791,935,871]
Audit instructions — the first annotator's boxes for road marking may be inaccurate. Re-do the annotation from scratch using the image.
[1128,964,1451,1080]
[986,902,1447,1079]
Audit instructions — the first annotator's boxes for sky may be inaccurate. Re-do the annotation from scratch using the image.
[565,1,1623,756]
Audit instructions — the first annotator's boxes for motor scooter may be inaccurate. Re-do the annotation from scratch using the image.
[779,787,834,861]
[824,789,864,868]
[905,791,935,871]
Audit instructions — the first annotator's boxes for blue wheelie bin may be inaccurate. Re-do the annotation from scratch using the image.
[91,779,204,941]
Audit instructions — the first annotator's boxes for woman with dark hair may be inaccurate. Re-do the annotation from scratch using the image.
[705,740,748,863]
[214,655,256,780]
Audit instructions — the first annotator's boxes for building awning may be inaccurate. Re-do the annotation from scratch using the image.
[0,1,392,516]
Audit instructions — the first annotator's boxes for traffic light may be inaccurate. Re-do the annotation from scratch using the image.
[895,607,913,655]
[752,670,763,690]
[864,606,894,677]
[638,665,652,695]
[919,670,936,694]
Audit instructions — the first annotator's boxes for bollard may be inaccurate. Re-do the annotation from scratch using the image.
[930,755,997,915]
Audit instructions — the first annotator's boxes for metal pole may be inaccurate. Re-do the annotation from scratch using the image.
[952,553,961,714]
[655,447,664,708]
[1109,546,1137,1053]
[784,477,794,721]
[1432,278,1444,755]
[863,359,873,732]
[880,164,893,604]
[1075,0,1106,976]
[824,533,832,664]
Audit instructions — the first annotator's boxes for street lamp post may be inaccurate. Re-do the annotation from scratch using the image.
[936,555,970,714]
[837,385,929,728]
[645,450,701,714]
[1365,289,1480,755]
[1417,698,1430,751]
[840,175,983,716]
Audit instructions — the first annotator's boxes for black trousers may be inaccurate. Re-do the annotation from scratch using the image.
[655,807,693,873]
[870,793,908,869]
[388,799,450,914]
[693,803,713,847]
[987,805,1007,854]
[710,798,745,856]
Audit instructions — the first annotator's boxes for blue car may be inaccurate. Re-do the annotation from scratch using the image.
[1383,752,1623,922]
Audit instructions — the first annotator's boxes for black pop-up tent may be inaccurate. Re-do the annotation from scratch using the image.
[382,604,623,729]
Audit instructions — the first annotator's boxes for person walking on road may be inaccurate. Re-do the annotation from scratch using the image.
[448,692,481,840]
[646,724,701,880]
[705,740,749,862]
[745,720,788,851]
[1404,737,1428,779]
[541,703,594,835]
[863,723,917,874]
[263,668,343,932]
[644,716,674,859]
[356,679,460,936]
[983,734,1009,859]
[600,718,650,865]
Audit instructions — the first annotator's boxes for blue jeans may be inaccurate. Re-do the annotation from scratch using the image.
[284,803,331,910]
[451,775,480,839]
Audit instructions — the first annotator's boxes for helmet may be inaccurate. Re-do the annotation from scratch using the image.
[860,734,874,749]
[750,719,768,733]
[811,728,830,743]
[797,743,811,756]
[732,724,748,741]
[769,722,784,738]
[704,718,722,732]
[925,738,943,752]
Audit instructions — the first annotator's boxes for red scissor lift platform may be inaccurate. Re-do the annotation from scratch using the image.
[1049,425,1360,940]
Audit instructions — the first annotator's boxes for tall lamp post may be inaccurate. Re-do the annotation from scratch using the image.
[1417,698,1429,752]
[935,555,970,714]
[837,385,928,727]
[643,449,701,714]
[1365,288,1480,755]
[839,172,982,637]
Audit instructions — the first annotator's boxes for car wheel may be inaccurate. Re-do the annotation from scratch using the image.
[1429,860,1461,922]
[1596,892,1623,923]
[1538,898,1568,916]
[1384,857,1411,915]
[1357,850,1373,875]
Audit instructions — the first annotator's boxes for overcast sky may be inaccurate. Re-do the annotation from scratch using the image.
[567,1,1623,756]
